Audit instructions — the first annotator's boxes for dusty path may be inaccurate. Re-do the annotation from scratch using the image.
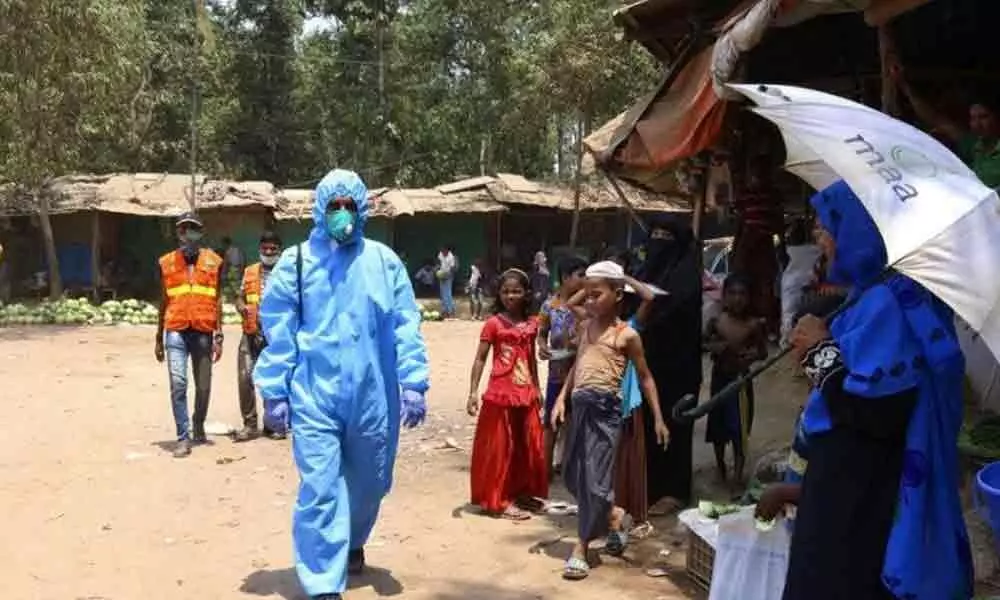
[0,321,805,600]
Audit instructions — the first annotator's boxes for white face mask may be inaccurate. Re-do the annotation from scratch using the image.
[260,253,278,267]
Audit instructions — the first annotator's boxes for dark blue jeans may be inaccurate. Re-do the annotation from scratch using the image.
[164,330,213,441]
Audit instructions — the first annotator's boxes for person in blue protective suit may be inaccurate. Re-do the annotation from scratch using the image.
[783,179,972,600]
[252,169,430,600]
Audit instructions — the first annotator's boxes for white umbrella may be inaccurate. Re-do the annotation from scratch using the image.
[729,82,1000,360]
[676,83,1000,420]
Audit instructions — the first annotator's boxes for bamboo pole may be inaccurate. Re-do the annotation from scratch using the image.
[598,166,648,234]
[692,174,707,272]
[878,26,900,116]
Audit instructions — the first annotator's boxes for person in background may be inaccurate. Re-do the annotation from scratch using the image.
[253,169,429,600]
[467,268,547,520]
[782,179,971,600]
[564,264,659,541]
[232,230,284,443]
[466,258,484,320]
[551,260,669,581]
[780,220,821,348]
[537,256,588,478]
[703,273,766,486]
[531,250,551,311]
[413,259,436,296]
[437,245,458,318]
[731,164,782,338]
[219,236,245,301]
[636,217,702,511]
[892,65,1000,188]
[154,212,224,458]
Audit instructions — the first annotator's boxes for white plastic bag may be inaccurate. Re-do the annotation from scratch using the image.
[708,508,790,600]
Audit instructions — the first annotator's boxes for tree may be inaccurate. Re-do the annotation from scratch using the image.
[0,0,148,298]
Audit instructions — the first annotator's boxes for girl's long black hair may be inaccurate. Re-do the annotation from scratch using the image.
[492,268,532,317]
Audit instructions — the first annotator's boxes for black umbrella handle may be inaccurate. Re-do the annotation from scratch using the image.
[671,348,791,422]
[671,282,878,424]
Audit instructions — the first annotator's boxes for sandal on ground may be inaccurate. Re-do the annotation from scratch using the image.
[605,513,633,557]
[630,521,655,540]
[562,556,590,581]
[515,496,545,513]
[493,505,531,521]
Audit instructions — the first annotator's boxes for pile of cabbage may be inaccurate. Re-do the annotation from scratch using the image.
[0,298,246,327]
[416,302,443,322]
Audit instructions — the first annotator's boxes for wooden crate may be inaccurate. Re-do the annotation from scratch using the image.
[686,527,715,592]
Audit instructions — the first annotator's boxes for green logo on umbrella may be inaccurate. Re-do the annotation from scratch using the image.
[890,146,939,178]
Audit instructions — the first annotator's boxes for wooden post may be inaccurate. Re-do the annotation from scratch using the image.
[495,211,503,271]
[878,26,899,116]
[569,118,585,250]
[36,190,63,299]
[599,167,648,234]
[692,175,707,271]
[90,211,101,302]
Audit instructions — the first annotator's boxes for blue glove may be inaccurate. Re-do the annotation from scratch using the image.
[263,397,290,434]
[400,389,427,428]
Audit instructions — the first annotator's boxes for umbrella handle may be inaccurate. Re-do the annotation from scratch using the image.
[673,288,868,424]
[672,348,791,423]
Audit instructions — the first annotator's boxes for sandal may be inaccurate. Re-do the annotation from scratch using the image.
[630,521,655,540]
[562,556,590,581]
[495,505,531,521]
[605,513,633,557]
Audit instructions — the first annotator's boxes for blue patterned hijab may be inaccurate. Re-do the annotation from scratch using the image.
[807,180,972,599]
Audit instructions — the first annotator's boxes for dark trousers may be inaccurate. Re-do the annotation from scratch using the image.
[164,329,213,441]
[237,333,265,429]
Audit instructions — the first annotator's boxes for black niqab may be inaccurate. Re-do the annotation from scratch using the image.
[637,216,702,506]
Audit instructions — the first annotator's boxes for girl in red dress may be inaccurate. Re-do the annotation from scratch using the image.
[467,268,548,520]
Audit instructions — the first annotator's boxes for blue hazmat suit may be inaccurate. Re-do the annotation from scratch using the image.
[252,169,430,596]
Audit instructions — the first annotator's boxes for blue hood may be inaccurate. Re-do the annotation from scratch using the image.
[312,169,369,243]
[810,179,887,288]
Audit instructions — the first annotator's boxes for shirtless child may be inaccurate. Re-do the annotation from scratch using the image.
[704,273,766,485]
[551,261,669,581]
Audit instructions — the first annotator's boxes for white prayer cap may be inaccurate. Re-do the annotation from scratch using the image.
[585,260,625,280]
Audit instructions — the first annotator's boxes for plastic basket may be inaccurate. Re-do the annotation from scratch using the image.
[686,527,715,591]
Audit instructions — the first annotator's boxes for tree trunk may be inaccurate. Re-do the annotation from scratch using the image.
[37,191,63,299]
[90,211,101,302]
[569,116,586,249]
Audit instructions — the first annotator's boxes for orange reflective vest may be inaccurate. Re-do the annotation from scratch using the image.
[159,248,222,334]
[242,263,263,335]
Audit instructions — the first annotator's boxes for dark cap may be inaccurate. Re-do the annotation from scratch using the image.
[175,212,203,228]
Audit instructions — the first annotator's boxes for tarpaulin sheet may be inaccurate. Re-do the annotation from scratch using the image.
[612,47,727,182]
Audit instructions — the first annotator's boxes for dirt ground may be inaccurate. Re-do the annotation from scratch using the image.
[0,320,808,600]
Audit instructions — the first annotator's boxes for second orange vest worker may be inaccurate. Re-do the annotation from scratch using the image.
[241,263,263,335]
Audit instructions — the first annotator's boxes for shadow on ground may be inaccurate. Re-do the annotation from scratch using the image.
[241,566,404,599]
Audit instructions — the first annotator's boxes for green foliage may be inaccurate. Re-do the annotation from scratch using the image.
[0,0,660,189]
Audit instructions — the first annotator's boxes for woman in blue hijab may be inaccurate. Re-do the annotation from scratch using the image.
[784,180,972,600]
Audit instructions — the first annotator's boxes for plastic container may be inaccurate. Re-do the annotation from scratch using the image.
[974,461,1000,543]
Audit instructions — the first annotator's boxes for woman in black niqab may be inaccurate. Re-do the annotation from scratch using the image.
[637,216,702,508]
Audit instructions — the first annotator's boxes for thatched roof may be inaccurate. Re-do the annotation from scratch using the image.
[274,187,402,222]
[0,173,282,218]
[275,183,507,221]
[0,171,686,220]
[485,173,688,212]
[275,173,687,219]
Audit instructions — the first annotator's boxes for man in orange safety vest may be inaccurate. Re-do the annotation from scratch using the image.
[233,230,283,442]
[154,212,224,458]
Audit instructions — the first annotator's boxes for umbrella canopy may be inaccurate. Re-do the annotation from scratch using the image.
[729,82,1000,358]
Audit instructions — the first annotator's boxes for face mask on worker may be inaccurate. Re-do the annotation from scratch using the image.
[179,230,203,263]
[326,208,356,244]
[260,253,279,267]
